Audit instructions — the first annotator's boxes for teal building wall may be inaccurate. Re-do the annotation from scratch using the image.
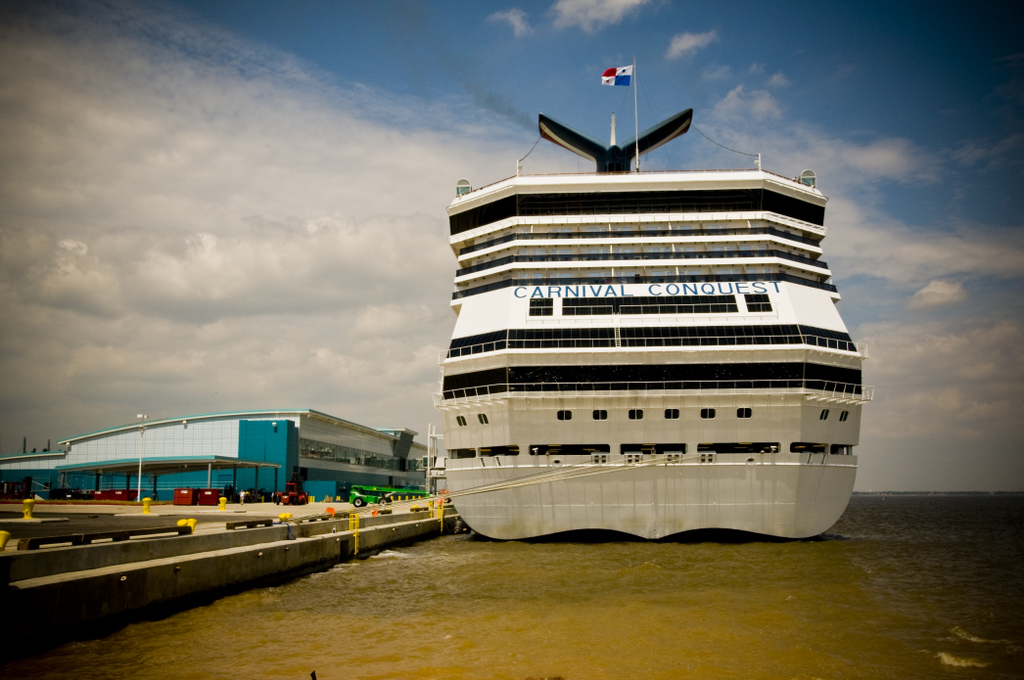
[237,419,298,491]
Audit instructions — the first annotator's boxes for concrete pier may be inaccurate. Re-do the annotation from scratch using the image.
[0,502,458,652]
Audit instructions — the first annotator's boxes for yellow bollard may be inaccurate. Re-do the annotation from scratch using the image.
[218,497,227,511]
[0,530,11,551]
[22,498,35,520]
[142,497,152,514]
[176,518,198,533]
[309,495,315,503]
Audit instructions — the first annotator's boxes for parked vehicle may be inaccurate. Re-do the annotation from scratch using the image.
[273,481,309,506]
[349,485,428,507]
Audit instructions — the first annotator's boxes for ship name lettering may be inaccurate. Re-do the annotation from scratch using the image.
[647,281,781,296]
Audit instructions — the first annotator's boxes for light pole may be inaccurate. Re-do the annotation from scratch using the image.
[136,414,148,502]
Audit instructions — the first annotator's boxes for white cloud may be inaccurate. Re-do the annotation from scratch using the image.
[0,1,521,448]
[666,30,719,59]
[906,280,968,309]
[855,319,1024,490]
[712,85,781,120]
[824,202,1024,286]
[488,8,533,37]
[841,138,938,180]
[768,71,791,87]
[551,0,651,33]
[951,133,1024,170]
[701,64,731,81]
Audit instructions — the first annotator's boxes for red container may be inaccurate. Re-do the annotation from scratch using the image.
[197,488,220,506]
[91,490,109,501]
[106,489,137,502]
[174,488,199,506]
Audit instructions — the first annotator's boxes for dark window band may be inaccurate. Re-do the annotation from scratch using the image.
[563,295,737,315]
[455,249,828,277]
[449,189,825,235]
[447,324,856,357]
[441,362,862,399]
[458,226,821,256]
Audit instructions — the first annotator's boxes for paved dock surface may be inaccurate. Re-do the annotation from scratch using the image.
[0,500,360,540]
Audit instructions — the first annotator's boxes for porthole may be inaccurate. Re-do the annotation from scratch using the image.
[477,413,489,424]
[737,408,752,419]
[700,408,716,419]
[839,410,849,422]
[557,410,572,421]
[819,409,830,421]
[456,416,467,427]
[628,409,644,420]
[664,408,680,420]
[593,410,608,421]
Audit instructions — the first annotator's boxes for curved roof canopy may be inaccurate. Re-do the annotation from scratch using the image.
[55,456,280,477]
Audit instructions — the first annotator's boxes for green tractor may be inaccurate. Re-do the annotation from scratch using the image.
[349,485,428,507]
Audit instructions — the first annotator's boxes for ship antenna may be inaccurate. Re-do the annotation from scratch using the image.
[610,113,616,146]
[633,55,639,172]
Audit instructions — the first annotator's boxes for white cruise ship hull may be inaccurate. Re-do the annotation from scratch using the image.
[446,453,856,540]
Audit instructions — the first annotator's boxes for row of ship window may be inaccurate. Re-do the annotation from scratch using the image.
[455,408,849,425]
[448,442,853,458]
[448,188,826,236]
[528,294,771,316]
[456,249,827,277]
[457,226,822,257]
[447,323,858,357]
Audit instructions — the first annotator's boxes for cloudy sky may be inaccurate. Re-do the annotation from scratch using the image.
[1,0,1021,491]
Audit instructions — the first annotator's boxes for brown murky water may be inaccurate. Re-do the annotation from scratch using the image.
[6,495,1023,679]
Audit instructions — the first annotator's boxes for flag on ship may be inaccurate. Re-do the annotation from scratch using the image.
[601,65,632,86]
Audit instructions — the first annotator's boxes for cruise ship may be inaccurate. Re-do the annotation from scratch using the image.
[434,109,870,540]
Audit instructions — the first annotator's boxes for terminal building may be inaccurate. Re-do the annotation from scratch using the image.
[0,409,427,501]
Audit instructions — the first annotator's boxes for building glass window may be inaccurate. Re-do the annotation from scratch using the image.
[477,413,489,424]
[456,416,467,427]
[737,408,752,419]
[819,409,830,421]
[701,408,716,419]
[628,409,644,420]
[839,410,849,422]
[557,410,572,421]
[593,410,608,420]
[665,408,680,420]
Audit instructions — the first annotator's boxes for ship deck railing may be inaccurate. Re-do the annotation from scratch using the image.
[455,171,827,236]
[457,220,825,255]
[434,381,874,407]
[454,249,829,278]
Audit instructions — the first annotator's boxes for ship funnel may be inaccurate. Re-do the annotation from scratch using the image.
[539,108,693,173]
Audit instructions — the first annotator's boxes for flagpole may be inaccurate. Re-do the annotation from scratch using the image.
[633,56,639,172]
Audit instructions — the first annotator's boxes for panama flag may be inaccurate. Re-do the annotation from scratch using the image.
[601,65,632,86]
